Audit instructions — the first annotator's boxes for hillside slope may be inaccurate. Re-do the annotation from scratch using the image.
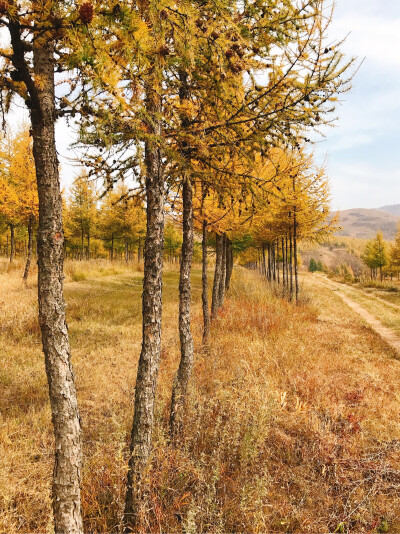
[380,204,400,217]
[336,208,399,239]
[301,244,364,274]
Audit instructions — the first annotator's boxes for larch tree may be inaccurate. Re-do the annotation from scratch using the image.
[362,232,387,281]
[66,171,97,260]
[0,2,99,531]
[0,126,39,275]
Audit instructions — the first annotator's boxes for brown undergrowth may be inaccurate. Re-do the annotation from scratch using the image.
[1,261,400,532]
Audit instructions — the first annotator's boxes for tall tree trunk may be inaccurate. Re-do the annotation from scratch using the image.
[170,177,194,437]
[23,216,34,281]
[285,235,289,287]
[81,226,84,261]
[29,42,83,533]
[125,236,129,264]
[111,233,114,261]
[293,212,299,303]
[138,235,141,261]
[225,237,233,291]
[202,219,210,344]
[262,244,266,277]
[272,243,276,282]
[9,223,15,263]
[218,233,227,307]
[124,112,165,530]
[267,243,272,281]
[276,241,280,285]
[281,238,285,288]
[289,231,293,300]
[211,233,223,319]
[87,233,90,260]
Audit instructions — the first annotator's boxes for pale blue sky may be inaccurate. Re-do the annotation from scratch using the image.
[315,0,400,210]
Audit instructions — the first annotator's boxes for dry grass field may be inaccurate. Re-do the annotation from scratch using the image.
[1,259,400,533]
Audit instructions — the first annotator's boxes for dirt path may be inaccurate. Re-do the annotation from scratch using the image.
[316,276,400,354]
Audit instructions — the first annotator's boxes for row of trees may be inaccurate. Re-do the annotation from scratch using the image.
[362,229,400,281]
[0,0,352,532]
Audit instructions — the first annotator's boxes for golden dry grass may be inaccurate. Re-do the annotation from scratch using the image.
[1,260,400,532]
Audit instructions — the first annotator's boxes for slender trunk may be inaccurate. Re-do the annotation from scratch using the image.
[293,212,299,303]
[23,216,34,280]
[211,233,223,318]
[87,233,90,260]
[218,234,227,306]
[285,235,289,287]
[267,244,272,281]
[277,241,280,285]
[125,236,129,264]
[29,41,83,533]
[170,177,194,437]
[262,245,266,277]
[289,231,293,300]
[281,238,285,288]
[138,236,141,261]
[202,219,210,344]
[111,233,114,261]
[225,237,233,291]
[272,243,276,282]
[9,223,15,263]
[124,109,165,530]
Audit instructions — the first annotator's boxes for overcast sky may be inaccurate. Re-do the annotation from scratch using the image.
[13,1,399,212]
[314,0,400,211]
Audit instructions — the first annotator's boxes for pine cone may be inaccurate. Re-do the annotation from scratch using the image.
[79,2,94,24]
[0,1,8,15]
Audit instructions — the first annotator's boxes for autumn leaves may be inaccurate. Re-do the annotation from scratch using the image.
[0,1,352,532]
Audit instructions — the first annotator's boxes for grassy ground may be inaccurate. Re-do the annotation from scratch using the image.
[321,275,400,337]
[1,259,400,533]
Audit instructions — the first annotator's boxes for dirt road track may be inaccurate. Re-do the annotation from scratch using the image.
[316,276,400,354]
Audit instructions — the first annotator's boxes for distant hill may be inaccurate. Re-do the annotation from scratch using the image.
[301,244,364,274]
[335,208,399,240]
[379,204,400,216]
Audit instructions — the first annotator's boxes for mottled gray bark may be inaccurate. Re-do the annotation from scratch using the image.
[202,220,210,343]
[289,229,293,300]
[23,215,34,281]
[27,40,83,533]
[218,234,227,306]
[293,211,299,303]
[9,223,15,263]
[225,237,233,291]
[170,177,194,437]
[124,109,165,531]
[211,233,223,319]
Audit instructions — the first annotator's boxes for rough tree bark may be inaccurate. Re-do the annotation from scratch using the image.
[23,215,34,281]
[22,38,83,533]
[276,241,280,285]
[124,105,165,530]
[170,177,194,437]
[225,237,233,291]
[9,223,15,263]
[211,233,223,319]
[289,230,293,300]
[293,210,299,302]
[202,219,210,343]
[262,244,266,277]
[285,235,289,287]
[218,233,227,306]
